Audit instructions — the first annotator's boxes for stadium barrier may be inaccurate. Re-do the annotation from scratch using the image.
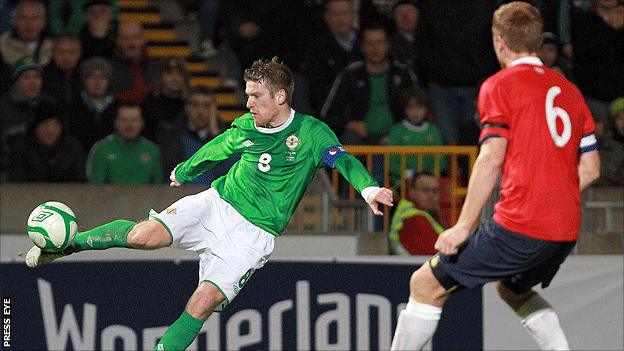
[0,256,621,350]
[332,145,478,231]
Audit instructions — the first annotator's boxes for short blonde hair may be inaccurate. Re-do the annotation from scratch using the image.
[243,57,294,105]
[492,1,543,53]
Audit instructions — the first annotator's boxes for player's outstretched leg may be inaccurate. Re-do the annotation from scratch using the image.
[391,263,447,350]
[26,219,172,268]
[496,282,570,350]
[155,282,225,351]
[25,219,136,267]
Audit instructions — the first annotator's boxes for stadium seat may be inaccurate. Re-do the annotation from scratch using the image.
[215,88,238,105]
[119,6,161,24]
[190,72,221,89]
[144,22,176,41]
[185,57,210,74]
[118,0,149,8]
[218,105,248,123]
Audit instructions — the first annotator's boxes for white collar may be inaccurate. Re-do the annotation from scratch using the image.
[510,56,543,67]
[255,108,295,134]
[402,119,429,132]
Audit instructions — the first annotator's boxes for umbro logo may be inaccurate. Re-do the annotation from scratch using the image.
[243,140,254,147]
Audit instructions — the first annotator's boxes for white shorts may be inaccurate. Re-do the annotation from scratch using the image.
[149,188,275,310]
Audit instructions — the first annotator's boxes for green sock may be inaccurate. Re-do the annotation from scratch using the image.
[155,310,204,351]
[68,219,136,252]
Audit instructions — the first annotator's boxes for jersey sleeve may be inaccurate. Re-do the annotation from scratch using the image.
[578,99,598,154]
[311,121,378,192]
[478,77,511,144]
[174,127,239,184]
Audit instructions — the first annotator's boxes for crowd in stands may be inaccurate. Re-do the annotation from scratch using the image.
[0,0,622,192]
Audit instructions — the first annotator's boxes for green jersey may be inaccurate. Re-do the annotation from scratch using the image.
[87,134,163,184]
[175,110,378,235]
[387,120,446,184]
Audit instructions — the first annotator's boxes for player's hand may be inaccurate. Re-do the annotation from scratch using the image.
[366,187,393,216]
[169,169,181,187]
[434,225,471,255]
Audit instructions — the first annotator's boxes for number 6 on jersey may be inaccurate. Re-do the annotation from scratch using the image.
[546,86,571,147]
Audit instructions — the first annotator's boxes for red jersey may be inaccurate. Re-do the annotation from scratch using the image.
[478,57,597,241]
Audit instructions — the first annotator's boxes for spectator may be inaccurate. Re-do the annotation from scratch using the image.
[47,0,85,35]
[418,0,499,144]
[0,56,57,149]
[110,21,160,104]
[387,88,445,185]
[358,0,395,30]
[301,0,361,114]
[216,0,319,88]
[596,97,624,185]
[196,0,219,59]
[389,0,423,79]
[80,0,118,59]
[0,0,53,66]
[155,86,235,185]
[216,0,266,84]
[530,0,579,59]
[42,32,82,109]
[321,24,419,145]
[67,56,117,152]
[87,103,163,184]
[142,58,189,140]
[0,56,10,94]
[571,0,624,124]
[388,172,445,255]
[594,118,624,186]
[7,107,86,182]
[610,96,624,144]
[591,97,624,186]
[0,0,15,34]
[537,32,573,79]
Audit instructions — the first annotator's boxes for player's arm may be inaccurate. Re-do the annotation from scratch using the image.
[578,150,600,191]
[435,137,507,255]
[577,113,600,191]
[325,148,393,215]
[315,122,393,214]
[171,128,237,185]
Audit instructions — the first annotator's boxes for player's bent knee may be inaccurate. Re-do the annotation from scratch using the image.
[187,282,225,320]
[409,264,447,305]
[127,220,171,249]
[496,281,534,308]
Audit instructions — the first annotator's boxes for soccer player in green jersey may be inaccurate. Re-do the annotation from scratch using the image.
[25,57,394,351]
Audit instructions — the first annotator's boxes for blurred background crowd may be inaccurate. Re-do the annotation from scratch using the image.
[0,0,622,188]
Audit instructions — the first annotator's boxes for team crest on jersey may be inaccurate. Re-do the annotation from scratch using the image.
[285,134,300,150]
[140,153,151,164]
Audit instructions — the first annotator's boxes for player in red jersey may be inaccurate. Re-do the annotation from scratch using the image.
[390,2,600,350]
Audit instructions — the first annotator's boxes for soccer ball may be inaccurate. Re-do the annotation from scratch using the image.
[27,201,78,252]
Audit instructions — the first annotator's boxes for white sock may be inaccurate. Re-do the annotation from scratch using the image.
[518,295,570,350]
[391,299,442,350]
